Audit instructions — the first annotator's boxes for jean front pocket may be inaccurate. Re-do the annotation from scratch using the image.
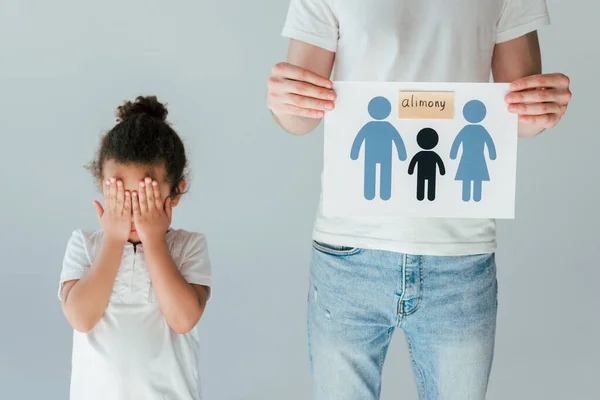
[312,240,361,256]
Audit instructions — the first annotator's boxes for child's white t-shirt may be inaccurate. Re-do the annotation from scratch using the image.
[58,229,212,400]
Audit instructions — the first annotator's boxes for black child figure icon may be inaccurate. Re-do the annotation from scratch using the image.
[408,128,446,201]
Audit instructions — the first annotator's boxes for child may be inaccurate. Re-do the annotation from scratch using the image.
[408,127,446,201]
[58,96,212,400]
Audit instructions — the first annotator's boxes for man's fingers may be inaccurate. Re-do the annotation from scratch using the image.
[267,64,337,119]
[271,104,325,119]
[280,78,336,101]
[519,113,560,127]
[285,93,335,111]
[93,200,104,220]
[509,102,563,116]
[268,77,337,101]
[271,62,333,89]
[506,88,572,105]
[138,181,148,213]
[510,73,570,91]
[116,180,125,214]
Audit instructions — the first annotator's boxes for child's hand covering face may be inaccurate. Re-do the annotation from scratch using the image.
[100,160,181,244]
[132,177,172,244]
[93,178,133,243]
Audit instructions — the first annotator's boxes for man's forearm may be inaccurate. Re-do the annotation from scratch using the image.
[492,31,544,138]
[63,238,124,332]
[144,239,204,334]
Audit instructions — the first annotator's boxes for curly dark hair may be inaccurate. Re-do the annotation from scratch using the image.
[87,96,188,198]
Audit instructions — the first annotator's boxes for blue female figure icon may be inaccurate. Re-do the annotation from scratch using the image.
[450,100,497,202]
[350,96,407,201]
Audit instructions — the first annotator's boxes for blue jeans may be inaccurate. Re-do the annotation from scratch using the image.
[307,241,498,400]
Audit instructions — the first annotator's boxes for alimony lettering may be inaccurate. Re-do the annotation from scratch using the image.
[402,94,447,111]
[398,91,455,119]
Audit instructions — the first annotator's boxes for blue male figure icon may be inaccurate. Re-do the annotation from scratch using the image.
[450,100,497,202]
[350,96,407,201]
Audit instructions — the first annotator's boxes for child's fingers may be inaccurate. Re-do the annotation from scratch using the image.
[144,177,154,210]
[164,197,172,221]
[116,180,125,214]
[132,191,141,218]
[123,191,132,216]
[152,181,162,210]
[109,177,117,213]
[138,181,148,213]
[102,179,110,204]
[93,200,104,221]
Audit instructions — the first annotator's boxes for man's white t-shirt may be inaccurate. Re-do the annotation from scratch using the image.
[282,0,550,256]
[58,229,212,400]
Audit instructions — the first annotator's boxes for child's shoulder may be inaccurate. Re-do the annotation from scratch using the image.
[167,229,208,247]
[166,229,209,261]
[66,229,104,248]
[64,229,104,262]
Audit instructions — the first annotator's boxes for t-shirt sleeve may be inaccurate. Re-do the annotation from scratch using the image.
[58,230,92,301]
[496,0,550,43]
[281,0,339,52]
[179,233,212,298]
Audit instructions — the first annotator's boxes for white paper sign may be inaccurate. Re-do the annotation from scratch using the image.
[323,82,518,219]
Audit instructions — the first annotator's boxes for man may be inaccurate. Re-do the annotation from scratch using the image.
[266,0,572,399]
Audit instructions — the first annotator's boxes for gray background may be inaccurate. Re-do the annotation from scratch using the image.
[0,0,598,399]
